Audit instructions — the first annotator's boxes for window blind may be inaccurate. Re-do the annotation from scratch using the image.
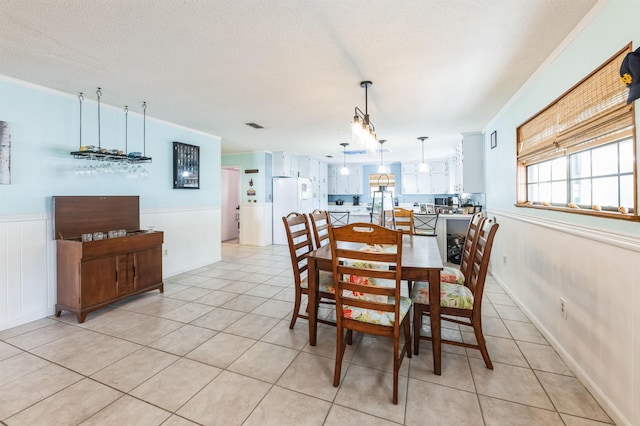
[517,44,633,165]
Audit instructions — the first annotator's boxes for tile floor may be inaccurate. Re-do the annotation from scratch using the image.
[0,241,615,425]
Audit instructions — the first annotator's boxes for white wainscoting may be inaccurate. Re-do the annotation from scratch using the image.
[0,206,221,331]
[488,210,639,426]
[240,202,273,246]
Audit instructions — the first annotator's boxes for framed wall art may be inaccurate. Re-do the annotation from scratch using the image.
[173,141,200,189]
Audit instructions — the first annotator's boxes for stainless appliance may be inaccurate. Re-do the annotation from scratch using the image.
[352,196,360,206]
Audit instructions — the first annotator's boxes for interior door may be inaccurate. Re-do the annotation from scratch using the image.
[221,167,241,241]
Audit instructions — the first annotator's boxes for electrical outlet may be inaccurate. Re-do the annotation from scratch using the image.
[503,255,508,265]
[560,297,567,319]
[163,249,168,257]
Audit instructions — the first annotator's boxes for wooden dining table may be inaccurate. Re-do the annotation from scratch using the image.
[307,233,444,375]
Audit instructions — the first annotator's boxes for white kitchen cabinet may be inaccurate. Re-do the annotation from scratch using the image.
[298,156,322,209]
[328,164,363,195]
[449,133,484,193]
[401,160,448,194]
[272,151,298,177]
[319,162,328,210]
[461,132,484,193]
[449,132,484,193]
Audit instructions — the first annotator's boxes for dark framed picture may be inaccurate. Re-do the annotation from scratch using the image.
[173,142,200,189]
[490,131,497,149]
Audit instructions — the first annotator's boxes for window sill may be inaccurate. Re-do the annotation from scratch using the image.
[514,203,639,222]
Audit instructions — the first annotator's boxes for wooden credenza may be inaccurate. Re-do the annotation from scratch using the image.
[53,196,164,323]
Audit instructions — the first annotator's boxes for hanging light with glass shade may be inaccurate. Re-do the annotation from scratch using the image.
[377,139,387,173]
[351,81,378,153]
[418,136,429,172]
[339,142,350,175]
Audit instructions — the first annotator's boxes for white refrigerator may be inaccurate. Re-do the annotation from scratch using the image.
[273,177,313,245]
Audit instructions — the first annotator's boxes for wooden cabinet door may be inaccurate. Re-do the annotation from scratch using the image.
[80,256,120,308]
[131,247,163,293]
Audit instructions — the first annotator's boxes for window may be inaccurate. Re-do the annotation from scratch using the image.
[516,44,638,220]
[526,138,634,212]
[368,173,395,198]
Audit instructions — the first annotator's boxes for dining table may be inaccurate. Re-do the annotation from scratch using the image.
[307,233,444,375]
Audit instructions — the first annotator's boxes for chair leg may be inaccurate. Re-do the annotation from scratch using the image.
[393,331,399,405]
[334,325,344,387]
[403,315,412,359]
[473,318,493,369]
[289,288,302,329]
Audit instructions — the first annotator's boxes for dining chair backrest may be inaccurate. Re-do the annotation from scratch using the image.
[393,207,414,234]
[329,224,403,317]
[329,210,350,226]
[466,217,499,311]
[309,209,330,248]
[282,212,314,286]
[460,212,486,280]
[413,212,439,236]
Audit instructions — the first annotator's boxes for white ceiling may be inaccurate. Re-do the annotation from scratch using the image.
[0,0,599,164]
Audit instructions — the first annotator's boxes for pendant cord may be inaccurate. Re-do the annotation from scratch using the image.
[96,88,102,149]
[78,92,84,149]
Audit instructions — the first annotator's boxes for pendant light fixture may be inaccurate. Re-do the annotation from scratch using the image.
[377,139,387,173]
[418,136,429,172]
[340,142,350,175]
[351,80,378,154]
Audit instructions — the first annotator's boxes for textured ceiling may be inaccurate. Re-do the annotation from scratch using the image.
[0,0,599,163]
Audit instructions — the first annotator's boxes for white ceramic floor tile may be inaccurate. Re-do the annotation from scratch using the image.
[243,386,331,426]
[177,371,270,425]
[406,378,483,426]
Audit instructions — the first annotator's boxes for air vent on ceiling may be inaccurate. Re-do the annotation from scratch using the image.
[245,122,264,129]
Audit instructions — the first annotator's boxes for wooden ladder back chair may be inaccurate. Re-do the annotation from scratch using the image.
[411,218,499,369]
[439,212,484,285]
[413,213,439,236]
[309,209,330,249]
[328,223,412,404]
[282,212,335,330]
[393,207,414,234]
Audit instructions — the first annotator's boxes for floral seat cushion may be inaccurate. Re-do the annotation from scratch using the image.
[301,270,335,293]
[343,296,412,326]
[410,281,474,310]
[441,265,465,285]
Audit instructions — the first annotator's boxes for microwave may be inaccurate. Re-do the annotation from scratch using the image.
[434,197,449,206]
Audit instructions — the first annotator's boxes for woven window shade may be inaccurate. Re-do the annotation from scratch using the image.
[517,45,633,165]
[369,173,395,188]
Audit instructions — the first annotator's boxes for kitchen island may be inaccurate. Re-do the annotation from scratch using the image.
[328,203,472,263]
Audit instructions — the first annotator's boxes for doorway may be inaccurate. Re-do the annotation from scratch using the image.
[221,167,240,242]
